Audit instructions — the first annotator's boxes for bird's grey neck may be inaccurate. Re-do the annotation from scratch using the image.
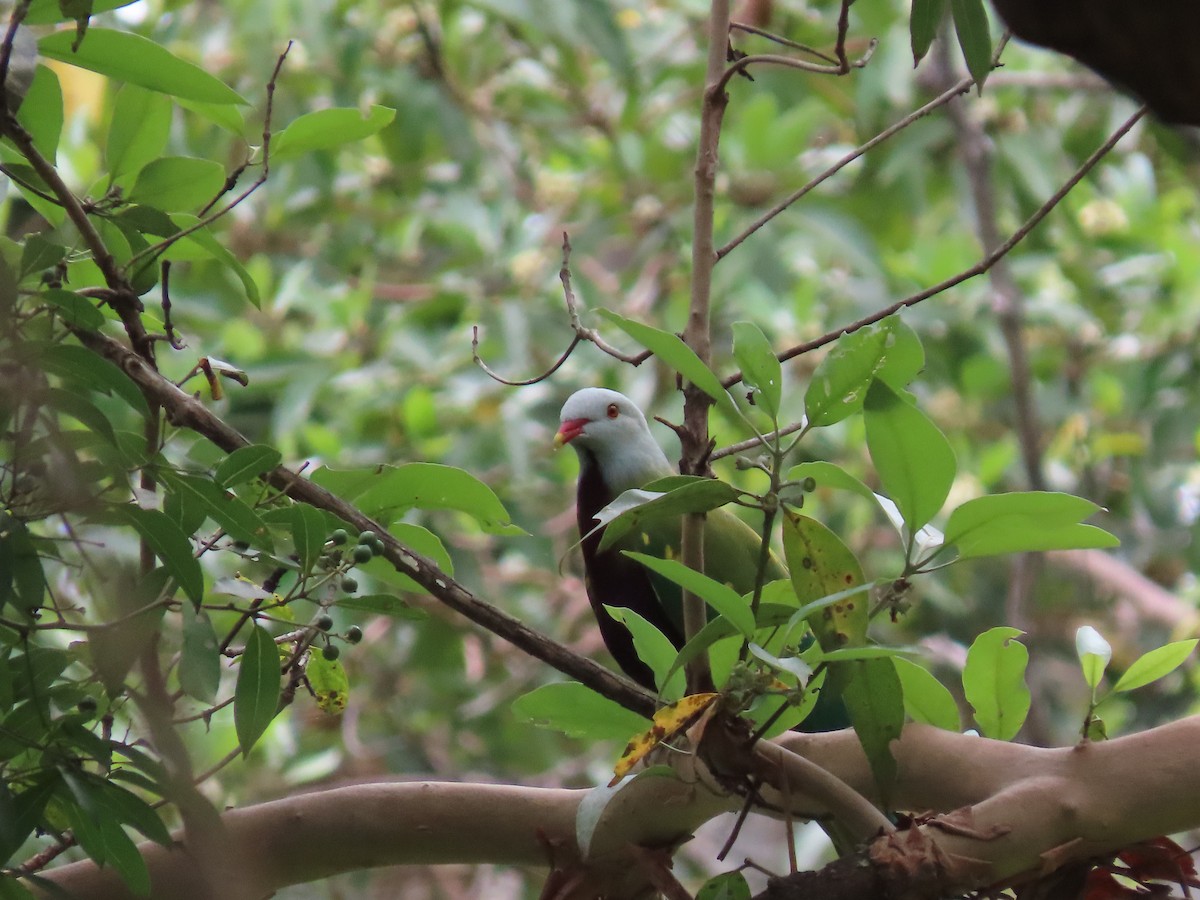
[577,442,672,495]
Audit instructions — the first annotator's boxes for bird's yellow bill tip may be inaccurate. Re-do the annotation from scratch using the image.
[552,431,567,450]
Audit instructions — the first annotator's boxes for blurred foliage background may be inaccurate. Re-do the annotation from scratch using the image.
[5,0,1200,895]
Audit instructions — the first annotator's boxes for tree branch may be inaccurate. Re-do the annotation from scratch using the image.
[33,718,1200,899]
[721,104,1147,389]
[68,327,658,720]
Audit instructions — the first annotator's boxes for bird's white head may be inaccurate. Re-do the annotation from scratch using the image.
[555,388,672,492]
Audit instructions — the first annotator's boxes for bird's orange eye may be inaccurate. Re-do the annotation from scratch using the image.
[606,403,619,419]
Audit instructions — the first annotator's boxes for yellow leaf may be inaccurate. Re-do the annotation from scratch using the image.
[609,693,717,786]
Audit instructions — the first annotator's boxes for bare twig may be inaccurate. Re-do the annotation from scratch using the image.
[128,42,292,269]
[472,233,650,384]
[718,73,975,263]
[728,22,838,65]
[712,420,805,461]
[721,105,1147,388]
[715,44,876,95]
[834,0,856,73]
[472,327,581,386]
[556,233,651,365]
[0,0,31,101]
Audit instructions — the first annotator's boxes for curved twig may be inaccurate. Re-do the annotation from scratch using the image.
[715,43,877,95]
[728,22,839,66]
[472,327,581,386]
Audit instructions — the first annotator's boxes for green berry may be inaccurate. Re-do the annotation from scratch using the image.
[802,477,817,492]
[315,614,334,632]
[322,644,340,661]
[353,544,374,564]
[357,530,377,545]
[371,538,386,556]
[345,625,363,644]
[330,529,349,546]
[341,576,358,594]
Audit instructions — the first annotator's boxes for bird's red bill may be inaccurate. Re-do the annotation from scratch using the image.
[554,417,588,448]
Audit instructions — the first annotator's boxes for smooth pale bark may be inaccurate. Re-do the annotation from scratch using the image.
[33,718,1200,899]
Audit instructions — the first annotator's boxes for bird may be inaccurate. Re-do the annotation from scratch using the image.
[554,387,786,693]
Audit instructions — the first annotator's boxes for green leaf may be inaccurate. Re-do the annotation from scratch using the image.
[25,0,138,24]
[39,342,149,417]
[167,214,261,308]
[1113,640,1198,693]
[305,649,349,714]
[179,608,221,703]
[314,463,522,535]
[159,470,274,551]
[98,817,151,896]
[290,504,328,574]
[106,84,172,185]
[336,593,426,620]
[0,514,47,617]
[731,321,781,422]
[113,507,203,608]
[605,606,685,699]
[963,626,1030,740]
[272,106,397,159]
[893,657,960,731]
[234,624,281,755]
[623,551,755,637]
[842,657,904,806]
[942,492,1119,559]
[696,871,751,900]
[16,66,63,162]
[950,0,992,87]
[214,445,281,488]
[93,780,171,847]
[0,773,58,866]
[910,0,947,65]
[595,478,742,552]
[596,309,738,417]
[38,29,246,105]
[512,682,649,741]
[129,157,225,213]
[864,379,955,533]
[786,461,877,504]
[359,522,453,594]
[804,316,924,428]
[1075,625,1111,691]
[781,511,867,651]
[19,233,68,283]
[42,289,103,331]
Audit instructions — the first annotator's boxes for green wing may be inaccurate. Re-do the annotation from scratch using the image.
[616,506,785,637]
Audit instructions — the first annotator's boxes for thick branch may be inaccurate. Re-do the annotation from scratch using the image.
[34,718,1200,899]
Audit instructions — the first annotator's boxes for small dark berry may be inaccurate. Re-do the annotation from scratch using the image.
[371,539,386,556]
[802,477,817,492]
[341,576,358,593]
[315,614,334,631]
[322,644,340,661]
[353,544,374,564]
[345,625,363,644]
[77,697,98,715]
[357,530,377,545]
[232,540,250,551]
[330,529,349,546]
